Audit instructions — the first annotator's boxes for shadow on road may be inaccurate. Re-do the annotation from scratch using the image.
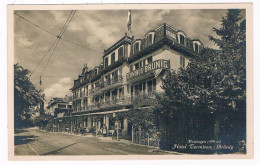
[41,142,78,155]
[14,135,38,145]
[14,129,29,134]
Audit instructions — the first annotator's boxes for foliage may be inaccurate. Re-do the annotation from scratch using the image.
[154,9,246,153]
[123,108,156,133]
[14,63,44,128]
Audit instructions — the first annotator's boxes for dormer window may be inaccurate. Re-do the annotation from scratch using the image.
[111,52,115,64]
[180,34,185,45]
[194,43,199,53]
[134,42,140,54]
[147,34,153,46]
[118,47,124,60]
[104,57,108,68]
[94,68,98,76]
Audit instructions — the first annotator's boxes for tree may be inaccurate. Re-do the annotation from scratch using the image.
[14,63,44,128]
[154,9,246,153]
[209,9,246,152]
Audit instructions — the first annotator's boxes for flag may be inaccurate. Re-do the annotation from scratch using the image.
[127,10,132,36]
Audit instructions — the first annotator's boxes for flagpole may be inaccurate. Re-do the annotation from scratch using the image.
[127,10,132,37]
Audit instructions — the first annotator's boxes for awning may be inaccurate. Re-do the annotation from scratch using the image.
[72,108,131,117]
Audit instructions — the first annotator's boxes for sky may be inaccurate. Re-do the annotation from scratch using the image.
[14,9,245,106]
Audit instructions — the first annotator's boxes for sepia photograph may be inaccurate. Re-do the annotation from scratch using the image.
[7,3,253,160]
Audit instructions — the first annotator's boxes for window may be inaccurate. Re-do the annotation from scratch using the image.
[105,74,110,82]
[118,47,124,60]
[153,79,156,91]
[130,65,133,71]
[180,34,185,45]
[134,85,139,95]
[139,61,143,68]
[186,38,191,48]
[119,88,123,98]
[104,57,108,68]
[147,80,153,93]
[135,62,140,70]
[95,68,98,76]
[147,56,153,64]
[142,82,146,92]
[119,68,122,76]
[111,52,115,64]
[194,43,199,53]
[134,42,140,53]
[147,34,153,46]
[139,83,143,92]
[180,55,185,68]
[143,59,146,66]
[114,70,118,80]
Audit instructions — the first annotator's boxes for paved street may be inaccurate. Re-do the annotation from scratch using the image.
[14,128,177,155]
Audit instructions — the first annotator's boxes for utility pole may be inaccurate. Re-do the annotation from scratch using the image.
[132,125,134,142]
[116,121,119,141]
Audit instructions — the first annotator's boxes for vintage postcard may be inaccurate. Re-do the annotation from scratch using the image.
[7,3,253,160]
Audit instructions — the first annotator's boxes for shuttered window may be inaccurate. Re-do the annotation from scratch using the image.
[104,57,108,68]
[111,52,115,64]
[134,42,140,54]
[118,47,124,60]
[194,43,199,53]
[180,34,185,45]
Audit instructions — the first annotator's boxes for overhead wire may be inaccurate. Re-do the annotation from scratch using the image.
[30,38,59,76]
[14,12,57,37]
[40,38,61,77]
[14,11,103,55]
[40,10,76,77]
[29,10,74,76]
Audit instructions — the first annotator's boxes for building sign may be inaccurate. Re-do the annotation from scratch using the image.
[127,59,170,80]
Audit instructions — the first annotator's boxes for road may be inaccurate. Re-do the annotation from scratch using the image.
[14,128,176,155]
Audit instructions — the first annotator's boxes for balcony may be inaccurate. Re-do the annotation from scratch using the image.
[72,92,158,114]
[89,86,101,95]
[126,59,170,81]
[101,75,123,89]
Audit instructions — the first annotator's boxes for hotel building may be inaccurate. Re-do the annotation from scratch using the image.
[54,23,204,138]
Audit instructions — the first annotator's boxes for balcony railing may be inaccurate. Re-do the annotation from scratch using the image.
[72,92,158,113]
[101,75,123,89]
[88,76,123,95]
[89,86,101,95]
[126,59,170,81]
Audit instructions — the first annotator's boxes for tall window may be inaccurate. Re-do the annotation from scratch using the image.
[139,61,143,68]
[114,70,118,80]
[147,34,153,46]
[180,55,185,68]
[95,68,98,76]
[134,42,140,54]
[111,52,115,64]
[135,62,140,70]
[118,47,124,60]
[180,34,185,45]
[104,57,108,68]
[147,80,153,93]
[194,43,199,53]
[143,59,146,66]
[147,56,153,64]
[153,79,156,91]
[130,65,133,71]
